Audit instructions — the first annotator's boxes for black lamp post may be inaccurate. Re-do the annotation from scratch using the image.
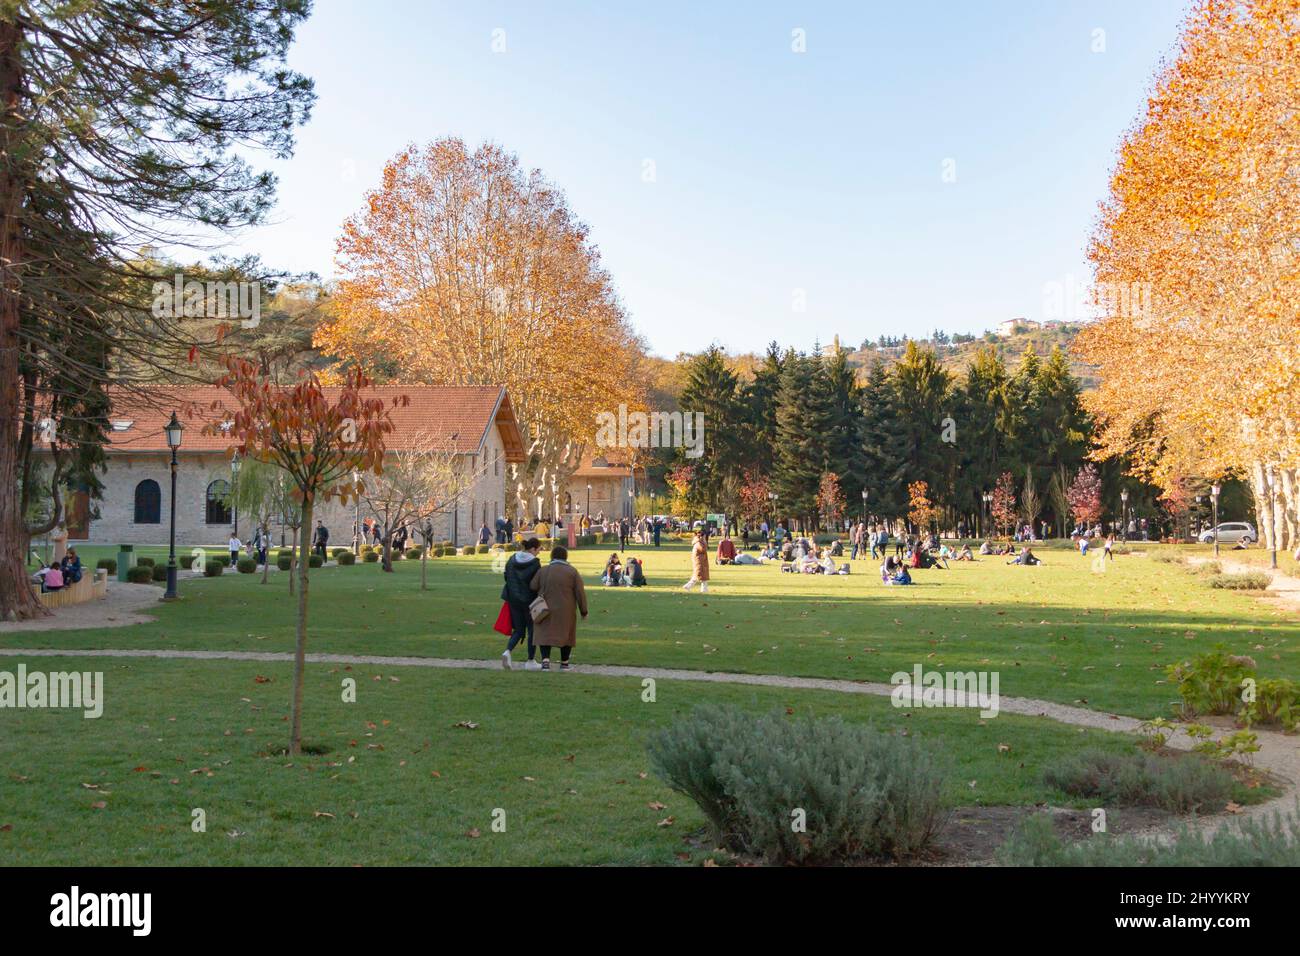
[981,491,992,538]
[1211,482,1221,558]
[1120,488,1129,541]
[162,411,183,601]
[230,451,241,538]
[353,469,361,554]
[861,489,868,524]
[585,483,591,518]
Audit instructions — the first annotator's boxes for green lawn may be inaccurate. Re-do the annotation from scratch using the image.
[7,539,1296,718]
[0,656,1141,866]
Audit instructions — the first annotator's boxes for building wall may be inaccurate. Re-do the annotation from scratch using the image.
[68,424,511,550]
[562,474,634,521]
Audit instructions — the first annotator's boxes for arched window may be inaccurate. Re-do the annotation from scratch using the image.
[206,479,232,525]
[133,479,161,524]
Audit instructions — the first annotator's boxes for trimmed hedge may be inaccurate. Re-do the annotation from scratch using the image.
[125,565,154,584]
[203,560,224,577]
[476,544,491,554]
[277,554,293,571]
[308,553,324,568]
[96,558,117,574]
[577,534,597,547]
[1208,572,1270,590]
[363,551,379,563]
[179,554,197,570]
[136,556,155,568]
[405,547,424,560]
[332,547,349,559]
[236,557,257,574]
[337,551,356,566]
[151,564,168,582]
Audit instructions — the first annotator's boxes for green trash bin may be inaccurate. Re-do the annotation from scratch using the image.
[116,544,135,583]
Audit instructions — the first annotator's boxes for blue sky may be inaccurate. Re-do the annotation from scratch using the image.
[228,0,1187,357]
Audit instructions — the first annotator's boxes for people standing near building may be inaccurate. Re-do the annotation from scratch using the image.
[530,545,588,671]
[314,521,330,561]
[229,533,242,567]
[501,537,543,671]
[619,516,630,551]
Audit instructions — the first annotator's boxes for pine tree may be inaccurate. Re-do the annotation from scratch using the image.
[676,345,743,512]
[859,360,908,520]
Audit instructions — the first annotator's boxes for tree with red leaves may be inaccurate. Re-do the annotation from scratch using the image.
[990,471,1017,537]
[816,472,844,531]
[208,357,403,755]
[1067,463,1104,529]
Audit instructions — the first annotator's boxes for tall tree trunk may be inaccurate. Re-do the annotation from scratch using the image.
[0,20,43,621]
[289,500,313,755]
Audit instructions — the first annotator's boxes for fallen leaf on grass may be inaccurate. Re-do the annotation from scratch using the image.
[453,721,479,730]
[466,828,481,838]
[313,811,335,819]
[648,801,667,811]
[91,801,107,810]
[657,817,675,827]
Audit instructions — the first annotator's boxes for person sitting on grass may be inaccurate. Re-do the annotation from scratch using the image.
[716,536,737,565]
[956,543,975,561]
[1008,546,1042,566]
[881,555,897,582]
[979,539,993,555]
[935,543,954,569]
[883,560,912,585]
[602,553,623,586]
[625,556,647,586]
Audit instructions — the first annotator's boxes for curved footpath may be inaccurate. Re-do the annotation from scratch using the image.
[1,642,1296,841]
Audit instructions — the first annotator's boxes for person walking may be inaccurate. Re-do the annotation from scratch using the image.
[314,521,330,561]
[530,545,587,671]
[619,516,630,551]
[229,533,242,567]
[501,537,543,671]
[652,516,662,547]
[682,528,711,593]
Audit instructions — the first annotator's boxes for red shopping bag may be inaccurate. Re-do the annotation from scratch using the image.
[493,601,513,636]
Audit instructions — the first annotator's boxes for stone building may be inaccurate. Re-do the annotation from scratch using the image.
[51,384,525,549]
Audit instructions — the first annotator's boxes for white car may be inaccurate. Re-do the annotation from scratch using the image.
[1198,522,1256,544]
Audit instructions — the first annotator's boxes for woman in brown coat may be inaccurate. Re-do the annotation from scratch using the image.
[529,545,588,671]
[682,528,710,592]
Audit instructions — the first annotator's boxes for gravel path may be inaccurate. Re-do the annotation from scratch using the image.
[0,583,162,633]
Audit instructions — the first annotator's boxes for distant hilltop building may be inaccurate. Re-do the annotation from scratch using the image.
[997,318,1040,337]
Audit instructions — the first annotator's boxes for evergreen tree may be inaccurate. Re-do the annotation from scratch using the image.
[859,360,908,520]
[676,345,744,512]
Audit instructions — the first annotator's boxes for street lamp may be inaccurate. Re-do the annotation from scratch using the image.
[230,452,241,538]
[1211,482,1221,558]
[1267,466,1278,569]
[981,491,992,538]
[352,469,361,554]
[585,483,591,518]
[1120,488,1129,541]
[628,486,634,520]
[162,412,183,601]
[861,488,868,523]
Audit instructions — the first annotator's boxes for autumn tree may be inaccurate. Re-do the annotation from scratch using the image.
[1067,464,1104,528]
[209,360,401,755]
[1076,0,1300,552]
[315,138,647,520]
[817,472,844,531]
[990,472,1017,537]
[907,480,939,533]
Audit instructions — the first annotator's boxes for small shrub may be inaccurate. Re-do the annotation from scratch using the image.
[1166,645,1257,717]
[1208,572,1270,590]
[308,553,323,568]
[1150,550,1184,564]
[337,551,356,566]
[432,547,444,558]
[360,545,374,556]
[1190,560,1223,576]
[406,547,424,560]
[999,804,1300,867]
[476,544,491,554]
[125,565,154,584]
[236,557,257,574]
[277,554,293,571]
[277,549,293,561]
[135,556,156,568]
[332,547,349,559]
[363,551,379,563]
[203,560,224,577]
[647,705,947,864]
[577,534,597,547]
[96,558,117,574]
[179,554,197,570]
[1042,748,1238,813]
[151,563,168,582]
[539,538,555,550]
[1241,678,1299,731]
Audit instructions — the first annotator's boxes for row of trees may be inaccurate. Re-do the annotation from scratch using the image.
[664,339,1095,534]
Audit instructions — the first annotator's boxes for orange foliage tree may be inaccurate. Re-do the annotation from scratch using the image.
[315,138,647,520]
[207,359,403,754]
[1075,0,1300,550]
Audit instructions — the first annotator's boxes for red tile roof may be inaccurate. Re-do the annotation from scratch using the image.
[104,385,526,461]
